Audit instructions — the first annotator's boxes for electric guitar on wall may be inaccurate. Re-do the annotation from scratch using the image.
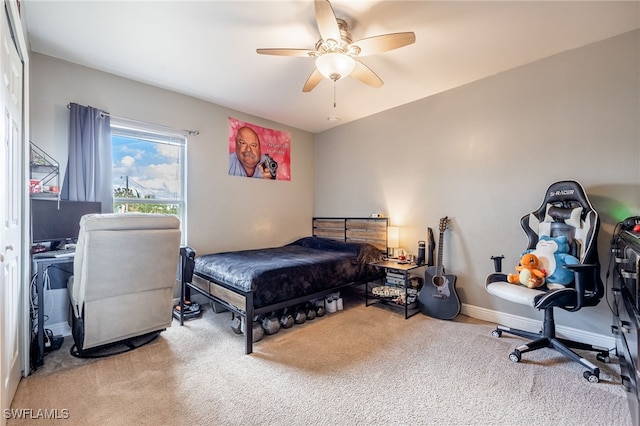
[419,217,461,320]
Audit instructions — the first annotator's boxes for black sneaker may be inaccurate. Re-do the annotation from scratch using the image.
[173,302,201,320]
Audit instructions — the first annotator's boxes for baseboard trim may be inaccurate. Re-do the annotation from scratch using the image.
[45,321,72,337]
[461,303,615,350]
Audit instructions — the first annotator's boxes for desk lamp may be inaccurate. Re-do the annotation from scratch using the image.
[387,226,399,258]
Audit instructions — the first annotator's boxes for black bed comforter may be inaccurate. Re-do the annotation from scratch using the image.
[193,237,383,308]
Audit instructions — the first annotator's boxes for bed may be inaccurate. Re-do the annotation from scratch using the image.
[178,217,388,354]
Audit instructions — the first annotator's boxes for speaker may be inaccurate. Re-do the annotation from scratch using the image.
[417,240,426,265]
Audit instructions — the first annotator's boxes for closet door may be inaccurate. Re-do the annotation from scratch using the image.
[0,3,24,418]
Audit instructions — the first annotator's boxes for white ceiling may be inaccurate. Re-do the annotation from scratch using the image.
[22,1,640,134]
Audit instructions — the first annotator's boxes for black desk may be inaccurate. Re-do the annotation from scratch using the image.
[31,256,74,369]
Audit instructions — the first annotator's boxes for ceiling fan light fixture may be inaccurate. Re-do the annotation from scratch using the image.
[256,0,416,92]
[315,53,355,81]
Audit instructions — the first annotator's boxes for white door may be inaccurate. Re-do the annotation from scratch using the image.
[1,4,24,419]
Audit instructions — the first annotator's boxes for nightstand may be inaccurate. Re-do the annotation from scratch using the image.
[366,259,423,319]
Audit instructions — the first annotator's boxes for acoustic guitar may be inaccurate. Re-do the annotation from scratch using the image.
[419,217,461,320]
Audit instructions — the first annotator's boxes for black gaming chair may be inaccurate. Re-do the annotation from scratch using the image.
[485,180,609,382]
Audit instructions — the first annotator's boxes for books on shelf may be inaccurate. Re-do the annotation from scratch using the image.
[386,279,404,286]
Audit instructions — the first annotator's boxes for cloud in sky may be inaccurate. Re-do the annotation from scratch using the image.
[112,135,182,199]
[120,155,136,168]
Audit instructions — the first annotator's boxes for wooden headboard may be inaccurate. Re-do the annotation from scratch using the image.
[312,217,389,253]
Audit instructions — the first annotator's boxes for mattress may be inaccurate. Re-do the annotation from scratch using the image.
[193,236,384,308]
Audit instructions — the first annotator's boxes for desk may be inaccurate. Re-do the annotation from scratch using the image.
[31,256,74,369]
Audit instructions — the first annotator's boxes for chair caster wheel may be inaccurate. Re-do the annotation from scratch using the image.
[509,351,521,363]
[596,352,610,363]
[583,371,599,383]
[491,329,502,338]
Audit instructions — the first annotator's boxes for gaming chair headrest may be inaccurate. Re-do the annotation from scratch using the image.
[531,180,595,224]
[542,180,593,211]
[522,180,599,262]
[547,205,580,222]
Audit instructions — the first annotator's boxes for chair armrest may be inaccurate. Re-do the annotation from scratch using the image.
[563,263,598,309]
[486,273,508,285]
[490,255,505,273]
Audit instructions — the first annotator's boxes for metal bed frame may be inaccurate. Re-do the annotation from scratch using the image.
[178,217,388,354]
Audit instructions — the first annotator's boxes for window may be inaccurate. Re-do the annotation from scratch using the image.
[110,119,187,242]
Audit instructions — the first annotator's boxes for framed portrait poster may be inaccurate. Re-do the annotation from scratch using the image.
[228,117,291,181]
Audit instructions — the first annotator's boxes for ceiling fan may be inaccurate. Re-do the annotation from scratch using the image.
[256,0,416,92]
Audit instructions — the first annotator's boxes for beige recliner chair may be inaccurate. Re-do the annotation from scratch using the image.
[68,213,181,357]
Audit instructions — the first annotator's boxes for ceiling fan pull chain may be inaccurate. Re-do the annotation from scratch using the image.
[333,80,337,108]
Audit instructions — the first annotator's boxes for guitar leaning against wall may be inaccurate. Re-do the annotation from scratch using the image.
[419,217,461,320]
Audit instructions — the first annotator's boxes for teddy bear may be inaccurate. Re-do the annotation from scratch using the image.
[507,253,546,288]
[524,235,579,289]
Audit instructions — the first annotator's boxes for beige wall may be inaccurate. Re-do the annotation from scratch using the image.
[314,30,640,335]
[29,53,315,255]
[30,29,639,338]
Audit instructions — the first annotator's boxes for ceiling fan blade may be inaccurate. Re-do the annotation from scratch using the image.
[351,32,416,57]
[351,60,383,88]
[256,48,315,57]
[302,68,324,92]
[314,0,340,44]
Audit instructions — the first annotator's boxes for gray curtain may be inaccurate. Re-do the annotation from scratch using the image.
[61,103,113,211]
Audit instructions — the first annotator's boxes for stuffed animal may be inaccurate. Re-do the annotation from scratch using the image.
[507,253,546,288]
[524,235,579,288]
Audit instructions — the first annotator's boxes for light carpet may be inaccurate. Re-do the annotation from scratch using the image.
[9,290,632,425]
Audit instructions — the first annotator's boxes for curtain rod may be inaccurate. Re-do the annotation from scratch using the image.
[67,103,200,136]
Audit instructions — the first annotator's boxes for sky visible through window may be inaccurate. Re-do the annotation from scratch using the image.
[112,135,182,200]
